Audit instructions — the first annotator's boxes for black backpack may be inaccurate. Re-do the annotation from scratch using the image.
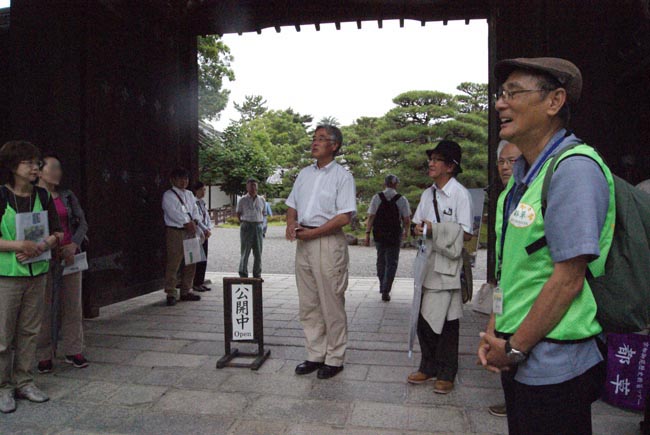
[372,192,402,245]
[541,144,650,333]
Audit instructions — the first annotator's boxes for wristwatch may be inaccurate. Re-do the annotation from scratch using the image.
[505,338,528,365]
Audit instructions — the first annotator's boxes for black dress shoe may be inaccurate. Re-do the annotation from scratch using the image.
[166,296,177,306]
[180,293,201,301]
[382,292,391,302]
[317,364,344,379]
[295,360,324,375]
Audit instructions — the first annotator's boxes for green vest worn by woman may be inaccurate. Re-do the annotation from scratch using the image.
[0,187,51,277]
[495,144,615,341]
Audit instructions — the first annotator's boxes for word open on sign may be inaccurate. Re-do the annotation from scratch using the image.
[232,284,254,340]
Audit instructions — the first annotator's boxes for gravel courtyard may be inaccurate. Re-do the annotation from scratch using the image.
[207,225,488,281]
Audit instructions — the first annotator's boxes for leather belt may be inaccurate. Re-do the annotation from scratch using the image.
[166,226,185,230]
[300,225,318,229]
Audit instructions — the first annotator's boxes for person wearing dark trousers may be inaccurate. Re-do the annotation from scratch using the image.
[487,139,522,418]
[407,141,473,395]
[364,174,410,302]
[236,179,266,278]
[479,58,614,435]
[416,314,459,382]
[191,181,212,292]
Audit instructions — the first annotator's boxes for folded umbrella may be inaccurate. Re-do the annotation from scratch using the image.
[408,224,428,358]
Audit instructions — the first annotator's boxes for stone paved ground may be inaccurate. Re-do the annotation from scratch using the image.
[1,274,642,435]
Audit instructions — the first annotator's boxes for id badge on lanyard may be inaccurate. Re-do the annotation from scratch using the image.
[492,286,504,315]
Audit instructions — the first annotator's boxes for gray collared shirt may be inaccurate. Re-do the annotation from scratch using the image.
[368,188,411,218]
[236,194,266,223]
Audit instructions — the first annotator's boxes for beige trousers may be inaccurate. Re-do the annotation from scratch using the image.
[164,227,196,299]
[36,264,83,360]
[0,274,47,392]
[295,231,349,367]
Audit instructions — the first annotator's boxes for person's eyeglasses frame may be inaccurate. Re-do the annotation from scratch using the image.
[311,136,335,144]
[497,158,518,167]
[494,88,547,102]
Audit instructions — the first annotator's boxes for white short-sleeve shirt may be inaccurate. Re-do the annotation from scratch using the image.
[412,177,473,234]
[162,187,200,228]
[286,160,357,227]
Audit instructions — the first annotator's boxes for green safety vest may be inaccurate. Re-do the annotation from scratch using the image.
[0,189,51,277]
[495,144,615,341]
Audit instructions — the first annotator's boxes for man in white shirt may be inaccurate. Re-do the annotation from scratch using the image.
[286,125,356,380]
[161,168,202,306]
[236,179,266,278]
[407,141,473,394]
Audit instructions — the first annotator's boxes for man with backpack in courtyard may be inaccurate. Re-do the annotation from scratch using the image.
[365,174,411,302]
[478,57,615,435]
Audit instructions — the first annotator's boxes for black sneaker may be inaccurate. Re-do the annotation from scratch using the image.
[193,285,207,292]
[180,293,201,301]
[166,296,177,306]
[64,354,89,369]
[200,285,212,292]
[381,292,391,302]
[37,360,53,374]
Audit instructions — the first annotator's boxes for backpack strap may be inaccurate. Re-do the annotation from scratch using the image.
[524,144,583,256]
[390,194,402,204]
[378,192,387,204]
[541,143,583,217]
[528,143,606,260]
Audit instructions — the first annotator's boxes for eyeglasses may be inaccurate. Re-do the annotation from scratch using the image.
[494,88,546,101]
[312,136,334,144]
[20,160,44,169]
[497,158,518,167]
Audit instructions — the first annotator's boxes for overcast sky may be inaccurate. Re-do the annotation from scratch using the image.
[0,1,7,8]
[214,19,488,130]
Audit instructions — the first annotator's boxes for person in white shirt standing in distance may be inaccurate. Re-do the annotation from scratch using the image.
[161,167,202,306]
[286,125,356,380]
[236,179,266,279]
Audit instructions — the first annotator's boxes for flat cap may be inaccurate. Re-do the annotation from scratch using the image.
[495,57,582,105]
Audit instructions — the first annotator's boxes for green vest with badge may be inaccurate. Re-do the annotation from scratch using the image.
[0,186,51,277]
[495,144,615,341]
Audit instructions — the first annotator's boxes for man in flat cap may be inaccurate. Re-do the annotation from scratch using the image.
[365,174,411,302]
[478,58,615,434]
[408,140,473,394]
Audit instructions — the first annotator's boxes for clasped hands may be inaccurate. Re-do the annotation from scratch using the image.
[477,331,513,373]
[285,223,317,241]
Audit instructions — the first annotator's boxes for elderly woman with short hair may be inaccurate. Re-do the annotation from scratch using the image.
[36,153,89,374]
[0,141,62,413]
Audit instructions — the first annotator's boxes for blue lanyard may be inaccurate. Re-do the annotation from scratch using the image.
[497,134,566,280]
